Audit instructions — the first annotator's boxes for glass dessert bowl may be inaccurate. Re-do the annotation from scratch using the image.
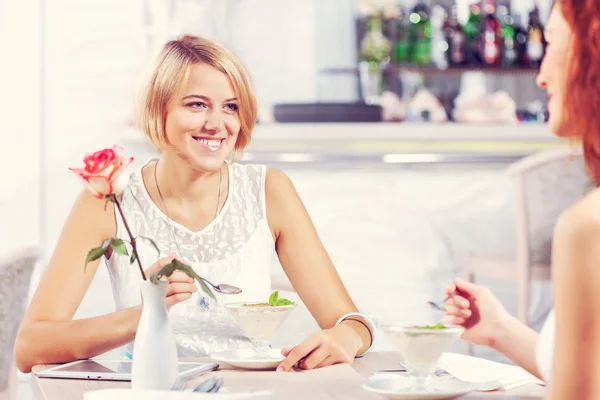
[224,292,296,359]
[383,323,464,391]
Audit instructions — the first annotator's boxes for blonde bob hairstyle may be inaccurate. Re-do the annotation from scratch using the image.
[135,35,257,158]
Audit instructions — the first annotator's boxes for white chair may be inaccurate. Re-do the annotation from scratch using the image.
[466,148,591,330]
[0,247,39,400]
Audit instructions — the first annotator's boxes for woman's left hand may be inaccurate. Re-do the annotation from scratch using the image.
[276,323,362,371]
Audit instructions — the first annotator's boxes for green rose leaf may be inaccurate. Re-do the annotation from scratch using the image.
[268,291,279,306]
[85,246,107,271]
[129,251,137,265]
[111,238,129,256]
[274,298,294,306]
[150,259,215,300]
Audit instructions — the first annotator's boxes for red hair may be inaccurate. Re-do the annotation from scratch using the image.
[560,0,600,184]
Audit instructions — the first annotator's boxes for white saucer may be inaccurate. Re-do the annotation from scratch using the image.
[211,348,284,370]
[363,374,475,400]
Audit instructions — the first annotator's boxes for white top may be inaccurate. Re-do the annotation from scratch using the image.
[536,308,555,382]
[106,160,276,357]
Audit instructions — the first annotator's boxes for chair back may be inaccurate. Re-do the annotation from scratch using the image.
[0,247,39,392]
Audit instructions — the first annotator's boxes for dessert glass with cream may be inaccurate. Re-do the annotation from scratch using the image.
[383,323,464,391]
[224,297,296,359]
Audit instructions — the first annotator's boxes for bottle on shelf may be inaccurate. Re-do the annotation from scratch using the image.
[513,14,529,67]
[431,5,449,70]
[409,2,432,66]
[359,16,391,66]
[482,0,502,67]
[498,4,518,67]
[527,3,545,68]
[444,5,466,67]
[464,0,483,66]
[393,6,411,64]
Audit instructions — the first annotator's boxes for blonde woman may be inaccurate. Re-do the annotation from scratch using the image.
[15,35,375,373]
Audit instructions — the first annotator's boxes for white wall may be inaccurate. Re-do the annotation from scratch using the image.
[228,0,318,105]
[0,0,41,249]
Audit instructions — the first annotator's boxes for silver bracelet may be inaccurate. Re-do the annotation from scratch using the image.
[335,312,377,357]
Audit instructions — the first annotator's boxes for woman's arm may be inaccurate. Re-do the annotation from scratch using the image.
[14,190,142,373]
[265,169,372,370]
[548,198,600,399]
[491,314,541,378]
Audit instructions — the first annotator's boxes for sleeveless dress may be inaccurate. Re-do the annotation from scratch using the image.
[536,308,555,382]
[106,160,276,357]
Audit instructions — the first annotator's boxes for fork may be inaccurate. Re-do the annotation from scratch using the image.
[170,375,189,391]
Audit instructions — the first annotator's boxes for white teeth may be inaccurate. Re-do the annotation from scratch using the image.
[193,138,222,150]
[199,139,221,146]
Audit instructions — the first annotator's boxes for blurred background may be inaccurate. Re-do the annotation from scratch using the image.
[1,0,568,397]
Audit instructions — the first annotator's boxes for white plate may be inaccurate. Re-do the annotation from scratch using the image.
[363,374,475,400]
[211,349,284,370]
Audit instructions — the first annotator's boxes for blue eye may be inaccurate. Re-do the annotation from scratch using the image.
[187,102,207,109]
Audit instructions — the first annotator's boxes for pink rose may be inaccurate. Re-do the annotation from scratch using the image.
[70,145,134,198]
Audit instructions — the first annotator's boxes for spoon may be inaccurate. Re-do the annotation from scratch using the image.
[428,290,460,311]
[209,376,224,393]
[198,279,242,295]
[427,299,446,311]
[193,376,224,393]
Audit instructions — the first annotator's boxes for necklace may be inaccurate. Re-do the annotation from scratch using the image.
[153,159,224,308]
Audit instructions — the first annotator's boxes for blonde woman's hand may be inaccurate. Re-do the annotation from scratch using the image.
[144,254,197,310]
[276,323,362,372]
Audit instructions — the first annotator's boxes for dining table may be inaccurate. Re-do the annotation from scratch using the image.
[31,351,545,399]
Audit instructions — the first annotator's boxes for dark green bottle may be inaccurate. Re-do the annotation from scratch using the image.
[394,7,411,64]
[464,1,482,65]
[500,8,518,67]
[409,3,432,65]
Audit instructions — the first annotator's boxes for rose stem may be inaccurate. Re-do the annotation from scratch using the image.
[113,195,147,281]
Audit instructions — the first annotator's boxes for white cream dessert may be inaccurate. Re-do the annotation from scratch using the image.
[225,302,296,342]
[384,324,464,373]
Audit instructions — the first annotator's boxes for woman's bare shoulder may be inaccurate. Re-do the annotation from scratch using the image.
[555,187,600,248]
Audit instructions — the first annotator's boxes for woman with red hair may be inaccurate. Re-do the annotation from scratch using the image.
[444,2,600,398]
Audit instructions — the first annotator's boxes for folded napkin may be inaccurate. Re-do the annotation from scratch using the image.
[84,389,273,400]
[437,353,544,390]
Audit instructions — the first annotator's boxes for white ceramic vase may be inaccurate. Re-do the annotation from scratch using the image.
[131,280,178,390]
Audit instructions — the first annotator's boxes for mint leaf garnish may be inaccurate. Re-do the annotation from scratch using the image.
[414,323,447,330]
[268,290,294,306]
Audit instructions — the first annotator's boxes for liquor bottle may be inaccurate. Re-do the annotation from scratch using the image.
[409,2,432,66]
[527,4,545,68]
[513,14,529,67]
[431,5,449,69]
[394,6,411,64]
[499,6,518,67]
[359,17,391,65]
[444,5,466,66]
[464,1,483,66]
[482,0,502,67]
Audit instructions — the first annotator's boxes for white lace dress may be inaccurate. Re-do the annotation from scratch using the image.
[106,160,275,357]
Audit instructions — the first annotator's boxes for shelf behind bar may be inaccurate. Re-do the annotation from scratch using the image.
[320,65,539,76]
